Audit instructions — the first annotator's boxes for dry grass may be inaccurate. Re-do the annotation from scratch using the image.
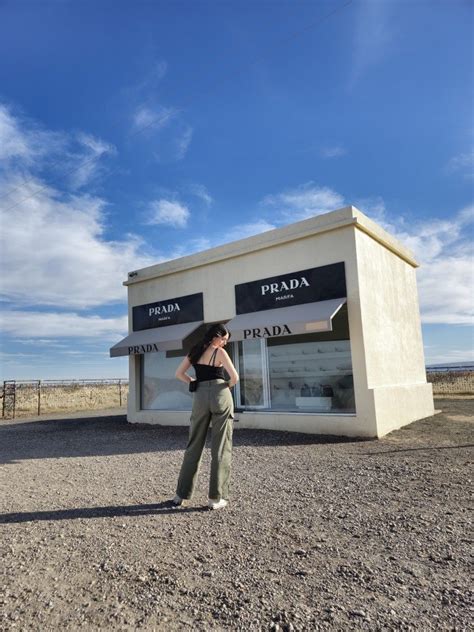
[427,370,474,395]
[2,371,473,418]
[2,382,128,418]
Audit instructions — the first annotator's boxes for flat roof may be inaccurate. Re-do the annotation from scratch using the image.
[124,206,418,286]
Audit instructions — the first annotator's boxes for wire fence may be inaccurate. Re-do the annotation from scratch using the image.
[425,370,474,396]
[1,379,128,419]
[1,369,472,419]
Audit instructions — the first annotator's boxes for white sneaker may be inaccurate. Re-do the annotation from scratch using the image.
[208,498,228,510]
[171,495,186,507]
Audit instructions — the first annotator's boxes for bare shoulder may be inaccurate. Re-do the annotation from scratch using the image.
[217,347,231,361]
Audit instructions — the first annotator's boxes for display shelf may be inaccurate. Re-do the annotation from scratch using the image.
[270,371,352,378]
[270,352,351,362]
[295,396,332,411]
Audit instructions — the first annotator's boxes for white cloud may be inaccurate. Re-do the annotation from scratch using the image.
[321,144,347,159]
[0,105,159,310]
[132,105,177,133]
[69,132,116,189]
[174,125,193,160]
[230,219,277,241]
[77,133,114,157]
[168,237,213,260]
[0,103,64,165]
[126,59,168,97]
[446,150,474,178]
[189,183,213,206]
[262,183,344,221]
[0,311,127,339]
[148,199,190,228]
[354,196,386,223]
[132,105,192,161]
[126,61,191,160]
[0,174,157,308]
[349,0,394,88]
[418,256,473,325]
[0,104,37,161]
[165,220,276,260]
[425,347,474,366]
[0,105,116,194]
[13,338,69,348]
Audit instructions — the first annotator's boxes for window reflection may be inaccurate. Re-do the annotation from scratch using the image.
[268,337,355,413]
[142,352,193,410]
[237,339,265,407]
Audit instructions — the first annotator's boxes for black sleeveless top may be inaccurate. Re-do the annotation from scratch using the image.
[193,348,225,382]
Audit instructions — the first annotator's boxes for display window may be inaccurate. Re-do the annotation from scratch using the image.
[233,305,355,414]
[140,307,355,414]
[141,351,194,411]
[232,337,354,413]
[141,323,208,410]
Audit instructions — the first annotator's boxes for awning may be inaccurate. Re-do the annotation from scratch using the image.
[226,298,346,341]
[109,321,203,357]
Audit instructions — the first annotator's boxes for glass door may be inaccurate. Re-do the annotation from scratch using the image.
[233,339,270,409]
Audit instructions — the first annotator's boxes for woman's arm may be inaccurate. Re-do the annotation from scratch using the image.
[218,348,239,387]
[175,356,194,384]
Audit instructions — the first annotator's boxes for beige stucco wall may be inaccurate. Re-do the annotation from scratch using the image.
[123,206,434,438]
[354,223,434,436]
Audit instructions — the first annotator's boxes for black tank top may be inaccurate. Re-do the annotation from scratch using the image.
[193,348,225,382]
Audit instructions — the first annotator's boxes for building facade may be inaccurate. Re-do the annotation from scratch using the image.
[110,206,434,438]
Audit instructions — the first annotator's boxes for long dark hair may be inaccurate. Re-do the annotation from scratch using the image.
[188,323,230,365]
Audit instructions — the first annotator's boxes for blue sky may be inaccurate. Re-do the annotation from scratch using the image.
[0,0,472,380]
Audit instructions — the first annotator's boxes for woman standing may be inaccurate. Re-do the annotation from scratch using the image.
[172,324,239,510]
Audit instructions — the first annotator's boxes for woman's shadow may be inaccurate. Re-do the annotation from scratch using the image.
[0,501,210,524]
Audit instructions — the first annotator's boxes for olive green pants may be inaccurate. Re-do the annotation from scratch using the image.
[176,379,234,501]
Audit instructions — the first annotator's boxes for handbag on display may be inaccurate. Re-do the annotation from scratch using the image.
[321,384,334,397]
[189,380,198,393]
[300,383,311,397]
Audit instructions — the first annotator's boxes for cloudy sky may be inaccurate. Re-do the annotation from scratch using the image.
[0,0,472,380]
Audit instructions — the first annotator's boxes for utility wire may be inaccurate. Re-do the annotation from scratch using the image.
[1,0,353,214]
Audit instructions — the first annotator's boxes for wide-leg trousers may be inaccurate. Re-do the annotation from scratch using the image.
[176,379,234,501]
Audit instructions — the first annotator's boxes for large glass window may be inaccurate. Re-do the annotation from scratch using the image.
[267,337,355,413]
[233,305,355,414]
[235,339,269,408]
[142,352,194,410]
[140,324,208,411]
[140,309,355,414]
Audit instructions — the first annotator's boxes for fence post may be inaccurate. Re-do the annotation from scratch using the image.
[119,379,122,407]
[2,381,17,419]
[38,380,41,416]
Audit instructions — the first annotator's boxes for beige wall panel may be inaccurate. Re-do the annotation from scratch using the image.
[355,229,427,386]
[128,410,377,438]
[371,383,434,436]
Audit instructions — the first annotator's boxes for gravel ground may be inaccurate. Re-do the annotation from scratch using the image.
[0,399,472,631]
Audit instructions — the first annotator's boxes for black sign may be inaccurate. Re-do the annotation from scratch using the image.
[235,263,346,314]
[132,292,203,331]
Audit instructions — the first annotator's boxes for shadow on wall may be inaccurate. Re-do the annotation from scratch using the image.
[0,413,369,465]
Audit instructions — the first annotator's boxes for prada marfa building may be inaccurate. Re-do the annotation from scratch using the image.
[110,206,434,438]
